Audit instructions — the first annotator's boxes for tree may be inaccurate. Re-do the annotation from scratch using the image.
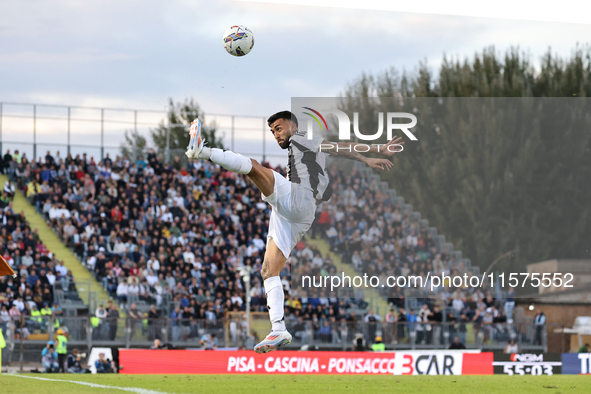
[120,129,147,160]
[340,45,591,271]
[150,98,224,153]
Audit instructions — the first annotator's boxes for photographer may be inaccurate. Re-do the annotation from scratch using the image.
[66,348,87,373]
[41,341,59,373]
[353,332,366,351]
[95,352,115,373]
[199,333,218,350]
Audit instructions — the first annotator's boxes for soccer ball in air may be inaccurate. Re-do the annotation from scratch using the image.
[222,25,254,57]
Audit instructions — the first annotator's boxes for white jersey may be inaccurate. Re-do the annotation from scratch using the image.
[287,130,332,201]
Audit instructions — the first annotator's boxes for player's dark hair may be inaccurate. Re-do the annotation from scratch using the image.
[267,111,298,128]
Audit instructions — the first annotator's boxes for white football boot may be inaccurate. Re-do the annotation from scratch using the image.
[185,118,205,159]
[254,330,292,354]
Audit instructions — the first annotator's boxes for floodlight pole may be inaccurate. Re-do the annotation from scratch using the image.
[231,115,235,151]
[100,108,104,161]
[0,103,3,155]
[67,107,71,156]
[33,105,37,161]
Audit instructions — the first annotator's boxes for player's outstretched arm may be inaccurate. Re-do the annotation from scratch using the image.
[321,137,404,156]
[321,140,393,171]
[380,136,405,157]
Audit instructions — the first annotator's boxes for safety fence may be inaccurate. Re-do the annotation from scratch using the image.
[0,101,287,167]
[0,315,548,365]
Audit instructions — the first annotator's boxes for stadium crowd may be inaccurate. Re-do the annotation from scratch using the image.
[3,149,368,342]
[311,164,516,345]
[0,186,72,340]
[1,148,519,348]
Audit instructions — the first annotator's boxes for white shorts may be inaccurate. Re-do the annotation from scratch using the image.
[262,171,316,258]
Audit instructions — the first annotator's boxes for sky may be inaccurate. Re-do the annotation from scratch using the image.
[1,0,590,159]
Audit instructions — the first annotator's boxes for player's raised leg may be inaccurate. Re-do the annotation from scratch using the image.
[185,118,275,196]
[185,119,291,352]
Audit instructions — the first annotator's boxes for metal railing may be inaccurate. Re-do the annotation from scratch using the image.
[2,142,286,174]
[52,281,96,309]
[0,101,287,166]
[285,320,547,351]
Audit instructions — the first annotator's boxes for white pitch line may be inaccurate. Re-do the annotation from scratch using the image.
[7,374,174,394]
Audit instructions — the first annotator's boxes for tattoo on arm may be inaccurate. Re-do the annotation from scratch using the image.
[321,141,367,163]
[335,149,367,163]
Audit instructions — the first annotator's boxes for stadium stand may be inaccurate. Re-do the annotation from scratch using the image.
[0,188,78,343]
[2,150,355,344]
[0,149,543,352]
[307,161,528,348]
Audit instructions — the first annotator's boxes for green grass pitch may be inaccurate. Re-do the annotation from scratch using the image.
[1,374,590,393]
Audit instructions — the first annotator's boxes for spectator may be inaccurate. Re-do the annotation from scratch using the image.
[504,287,515,319]
[318,321,332,343]
[147,305,161,341]
[482,312,494,342]
[449,336,467,350]
[452,293,464,313]
[30,304,42,331]
[407,309,417,341]
[51,302,63,326]
[533,310,546,345]
[181,305,192,340]
[107,301,119,340]
[127,303,142,340]
[364,310,381,323]
[94,304,108,339]
[397,308,407,343]
[116,279,128,307]
[504,339,520,354]
[384,309,397,343]
[578,343,590,353]
[1,305,10,330]
[428,306,443,345]
[3,180,15,199]
[2,150,12,175]
[170,306,182,341]
[458,314,468,345]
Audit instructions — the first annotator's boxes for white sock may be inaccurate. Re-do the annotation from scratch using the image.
[264,276,286,332]
[205,148,252,174]
[198,146,212,160]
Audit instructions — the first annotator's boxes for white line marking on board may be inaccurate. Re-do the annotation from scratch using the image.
[7,374,174,394]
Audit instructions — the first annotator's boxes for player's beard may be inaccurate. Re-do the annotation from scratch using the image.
[278,137,290,149]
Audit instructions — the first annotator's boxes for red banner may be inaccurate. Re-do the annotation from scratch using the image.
[119,350,493,375]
